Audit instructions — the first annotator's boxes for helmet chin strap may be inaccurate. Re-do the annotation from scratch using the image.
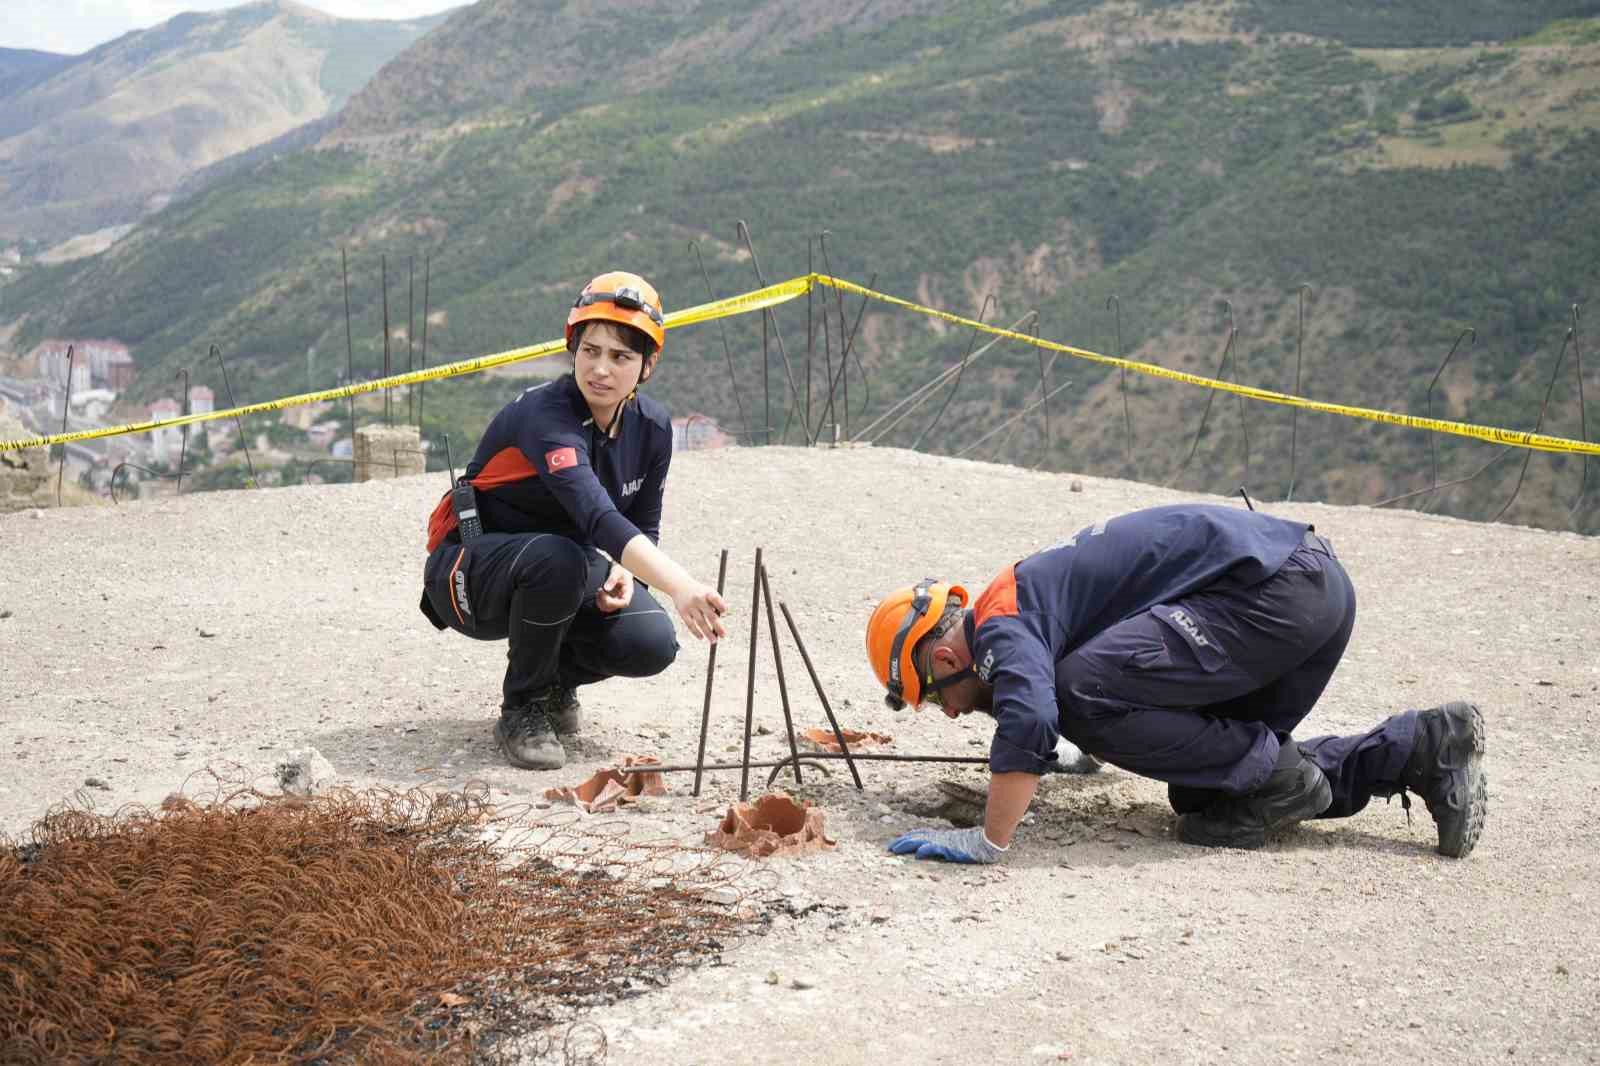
[601,393,630,438]
[923,662,976,698]
[921,610,979,702]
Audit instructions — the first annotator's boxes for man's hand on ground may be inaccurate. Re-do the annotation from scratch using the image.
[887,825,1007,864]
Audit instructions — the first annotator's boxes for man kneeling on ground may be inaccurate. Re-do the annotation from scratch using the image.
[864,503,1487,863]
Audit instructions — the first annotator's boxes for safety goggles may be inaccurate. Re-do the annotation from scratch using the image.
[574,286,664,327]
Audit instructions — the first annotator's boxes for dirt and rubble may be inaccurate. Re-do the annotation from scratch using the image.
[2,444,1596,1064]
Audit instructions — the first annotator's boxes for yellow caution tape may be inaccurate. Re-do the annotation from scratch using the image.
[0,277,810,453]
[812,274,1600,458]
[5,272,1594,459]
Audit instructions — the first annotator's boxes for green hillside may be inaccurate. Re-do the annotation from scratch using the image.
[0,0,446,246]
[4,0,1597,531]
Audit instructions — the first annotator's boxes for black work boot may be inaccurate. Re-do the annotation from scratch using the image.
[551,685,582,735]
[1177,746,1333,850]
[1396,702,1486,858]
[495,690,566,770]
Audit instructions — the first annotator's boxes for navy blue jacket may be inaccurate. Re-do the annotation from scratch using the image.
[428,374,672,560]
[971,504,1309,774]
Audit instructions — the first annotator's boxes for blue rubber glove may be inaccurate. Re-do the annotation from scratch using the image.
[887,825,1008,864]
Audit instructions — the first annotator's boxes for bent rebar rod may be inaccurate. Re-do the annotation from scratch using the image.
[957,378,1076,459]
[691,241,752,444]
[1108,295,1133,463]
[809,273,876,446]
[1287,283,1313,500]
[1494,327,1575,523]
[210,344,258,489]
[913,294,995,452]
[56,345,74,507]
[1421,327,1476,508]
[1168,302,1239,489]
[860,310,1037,445]
[737,220,807,442]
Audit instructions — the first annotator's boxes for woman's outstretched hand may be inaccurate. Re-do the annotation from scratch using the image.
[672,583,728,642]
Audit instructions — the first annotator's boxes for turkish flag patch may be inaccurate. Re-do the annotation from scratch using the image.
[545,446,579,472]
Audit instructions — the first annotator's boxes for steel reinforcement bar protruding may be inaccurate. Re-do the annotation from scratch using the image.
[693,549,730,798]
[740,547,763,801]
[758,563,804,786]
[777,601,863,790]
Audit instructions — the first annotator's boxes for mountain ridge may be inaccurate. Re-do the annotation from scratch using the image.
[0,0,448,247]
[3,0,1596,534]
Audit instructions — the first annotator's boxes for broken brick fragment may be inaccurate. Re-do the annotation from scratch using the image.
[707,792,835,857]
[799,727,893,753]
[543,756,666,813]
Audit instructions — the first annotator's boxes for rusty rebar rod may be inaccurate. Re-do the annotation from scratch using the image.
[819,232,870,434]
[777,601,864,790]
[1569,304,1589,518]
[419,254,431,434]
[758,564,803,786]
[174,367,190,496]
[957,379,1075,459]
[740,547,763,801]
[1169,303,1238,489]
[210,344,258,489]
[692,549,730,798]
[56,345,74,507]
[108,462,176,504]
[860,310,1034,446]
[765,752,989,787]
[1287,283,1313,500]
[1495,327,1575,523]
[737,220,806,442]
[691,242,750,445]
[342,247,356,435]
[1371,448,1513,509]
[1108,294,1133,463]
[381,254,392,428]
[407,256,416,426]
[1422,327,1477,508]
[810,273,876,446]
[913,294,995,453]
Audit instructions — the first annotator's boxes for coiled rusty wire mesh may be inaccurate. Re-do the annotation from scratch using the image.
[0,780,762,1064]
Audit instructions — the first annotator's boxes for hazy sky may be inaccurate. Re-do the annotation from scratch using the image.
[1,0,460,55]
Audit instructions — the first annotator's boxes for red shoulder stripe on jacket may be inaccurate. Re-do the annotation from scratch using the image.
[974,564,1020,624]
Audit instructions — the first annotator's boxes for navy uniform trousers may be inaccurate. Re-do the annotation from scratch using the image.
[423,532,678,711]
[1054,535,1417,817]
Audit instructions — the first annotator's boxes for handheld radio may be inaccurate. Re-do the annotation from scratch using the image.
[444,436,483,542]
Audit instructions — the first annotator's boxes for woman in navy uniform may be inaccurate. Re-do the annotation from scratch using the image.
[421,271,726,769]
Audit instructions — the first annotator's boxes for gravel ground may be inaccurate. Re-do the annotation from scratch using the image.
[2,445,1597,1065]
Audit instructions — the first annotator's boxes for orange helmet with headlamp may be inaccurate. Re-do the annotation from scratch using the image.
[565,271,666,355]
[865,580,969,710]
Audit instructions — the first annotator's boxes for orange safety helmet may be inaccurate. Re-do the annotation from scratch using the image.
[565,271,666,355]
[865,579,969,709]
